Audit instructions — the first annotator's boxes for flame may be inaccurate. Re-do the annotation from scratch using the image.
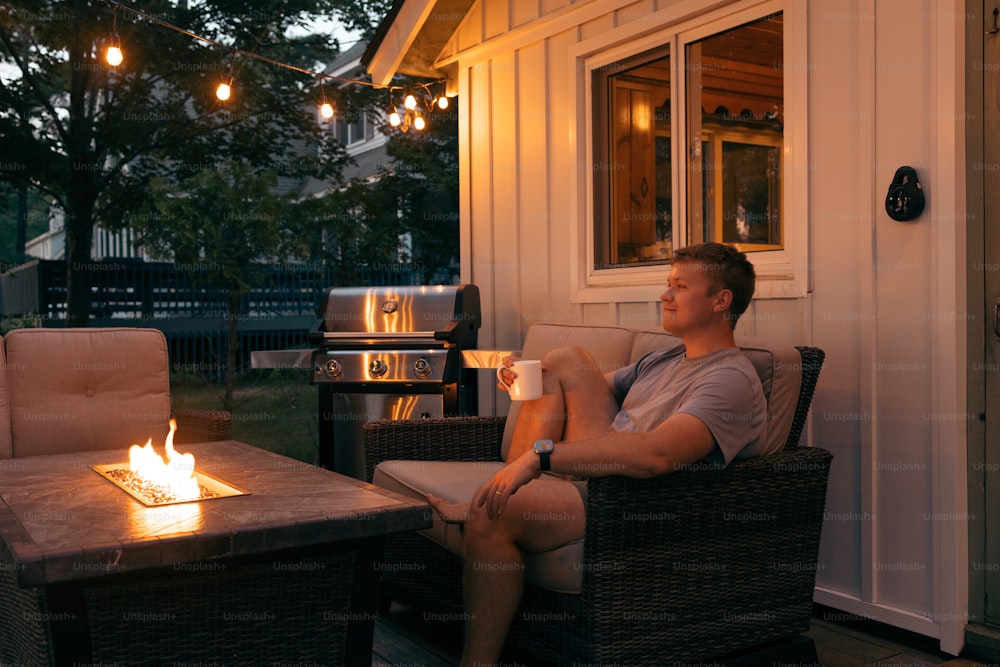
[128,419,201,502]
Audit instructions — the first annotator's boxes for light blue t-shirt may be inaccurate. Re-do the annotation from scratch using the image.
[611,346,767,467]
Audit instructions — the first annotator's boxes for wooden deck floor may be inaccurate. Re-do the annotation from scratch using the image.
[371,603,991,667]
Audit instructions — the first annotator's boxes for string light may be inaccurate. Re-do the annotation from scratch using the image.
[102,0,450,133]
[106,8,123,66]
[388,90,402,127]
[216,53,236,102]
[318,79,334,119]
[216,80,232,101]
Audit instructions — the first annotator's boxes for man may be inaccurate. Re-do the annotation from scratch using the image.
[428,241,768,667]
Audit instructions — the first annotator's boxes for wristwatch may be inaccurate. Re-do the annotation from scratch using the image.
[533,439,555,471]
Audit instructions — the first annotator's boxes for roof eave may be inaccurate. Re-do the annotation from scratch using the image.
[362,0,473,85]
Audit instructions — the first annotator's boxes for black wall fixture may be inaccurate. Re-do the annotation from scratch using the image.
[885,166,926,222]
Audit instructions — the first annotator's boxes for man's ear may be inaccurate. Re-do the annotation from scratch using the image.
[713,288,733,314]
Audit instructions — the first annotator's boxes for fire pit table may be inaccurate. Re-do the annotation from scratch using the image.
[0,440,431,666]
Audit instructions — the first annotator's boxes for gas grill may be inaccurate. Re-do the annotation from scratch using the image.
[308,285,481,478]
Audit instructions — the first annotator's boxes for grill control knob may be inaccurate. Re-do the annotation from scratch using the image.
[324,359,343,378]
[369,359,388,378]
[413,357,432,379]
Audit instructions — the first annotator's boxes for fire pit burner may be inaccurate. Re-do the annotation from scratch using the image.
[91,464,247,506]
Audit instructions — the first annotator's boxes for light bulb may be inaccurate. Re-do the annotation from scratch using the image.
[404,94,417,110]
[320,102,334,119]
[437,96,449,110]
[413,114,425,131]
[388,110,401,127]
[106,45,123,67]
[216,81,231,101]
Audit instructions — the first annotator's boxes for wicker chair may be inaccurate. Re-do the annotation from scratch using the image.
[363,345,830,666]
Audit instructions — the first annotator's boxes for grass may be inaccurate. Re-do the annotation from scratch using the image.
[170,369,319,464]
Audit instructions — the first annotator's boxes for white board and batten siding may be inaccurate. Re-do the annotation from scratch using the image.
[437,0,969,654]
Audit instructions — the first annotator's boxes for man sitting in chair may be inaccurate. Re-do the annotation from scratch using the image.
[427,241,768,667]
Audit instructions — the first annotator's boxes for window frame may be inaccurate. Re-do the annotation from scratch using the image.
[571,0,807,302]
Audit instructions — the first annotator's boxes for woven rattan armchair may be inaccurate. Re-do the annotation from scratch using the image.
[363,345,830,666]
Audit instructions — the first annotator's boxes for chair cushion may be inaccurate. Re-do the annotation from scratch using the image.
[501,324,636,460]
[734,336,802,453]
[5,328,172,457]
[374,460,586,594]
[0,337,11,459]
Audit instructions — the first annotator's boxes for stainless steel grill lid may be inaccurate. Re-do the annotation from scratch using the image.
[309,285,480,349]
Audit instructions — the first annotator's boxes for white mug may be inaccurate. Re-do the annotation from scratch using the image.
[497,359,543,401]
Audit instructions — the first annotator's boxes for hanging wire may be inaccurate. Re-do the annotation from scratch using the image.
[103,0,387,90]
[102,1,450,128]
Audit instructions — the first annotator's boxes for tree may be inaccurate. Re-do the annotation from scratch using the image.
[0,0,371,325]
[135,161,319,410]
[377,95,460,283]
[0,182,49,270]
[322,75,461,284]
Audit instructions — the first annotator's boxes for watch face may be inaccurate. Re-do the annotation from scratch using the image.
[535,439,554,453]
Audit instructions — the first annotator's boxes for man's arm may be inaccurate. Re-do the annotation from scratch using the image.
[552,412,714,478]
[477,412,714,518]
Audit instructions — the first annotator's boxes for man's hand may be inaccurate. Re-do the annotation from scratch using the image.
[474,449,542,519]
[496,355,519,393]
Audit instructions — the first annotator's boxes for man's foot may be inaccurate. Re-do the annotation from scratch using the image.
[426,493,471,524]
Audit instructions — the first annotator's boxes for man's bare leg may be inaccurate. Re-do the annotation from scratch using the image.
[458,477,584,667]
[506,346,619,460]
[425,346,619,664]
[455,347,617,664]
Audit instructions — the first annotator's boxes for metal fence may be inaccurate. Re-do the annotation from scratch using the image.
[0,259,452,379]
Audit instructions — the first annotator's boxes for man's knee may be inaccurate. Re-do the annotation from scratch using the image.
[463,500,518,545]
[542,345,602,377]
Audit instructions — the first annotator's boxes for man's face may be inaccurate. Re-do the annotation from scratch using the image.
[659,261,726,335]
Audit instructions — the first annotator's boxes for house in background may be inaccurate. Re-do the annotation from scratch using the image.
[23,205,149,262]
[301,40,394,193]
[364,0,999,659]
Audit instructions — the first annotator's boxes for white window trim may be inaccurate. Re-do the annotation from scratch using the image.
[319,111,388,158]
[568,0,808,303]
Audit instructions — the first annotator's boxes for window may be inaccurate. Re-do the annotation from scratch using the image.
[593,11,784,270]
[333,111,373,146]
[593,48,672,267]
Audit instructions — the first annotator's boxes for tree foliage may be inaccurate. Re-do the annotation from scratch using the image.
[0,0,362,324]
[323,74,460,285]
[137,160,321,409]
[0,0,461,337]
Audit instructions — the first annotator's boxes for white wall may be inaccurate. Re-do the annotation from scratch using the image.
[443,0,969,653]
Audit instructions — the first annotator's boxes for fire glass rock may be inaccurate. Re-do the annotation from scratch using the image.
[105,468,221,505]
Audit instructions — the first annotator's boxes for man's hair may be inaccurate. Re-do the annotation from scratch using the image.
[672,242,756,329]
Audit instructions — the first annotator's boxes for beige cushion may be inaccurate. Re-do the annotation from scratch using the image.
[501,324,636,460]
[373,460,585,593]
[734,336,802,453]
[5,328,172,457]
[0,337,11,459]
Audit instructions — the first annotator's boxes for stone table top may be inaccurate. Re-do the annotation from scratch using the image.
[0,440,431,587]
